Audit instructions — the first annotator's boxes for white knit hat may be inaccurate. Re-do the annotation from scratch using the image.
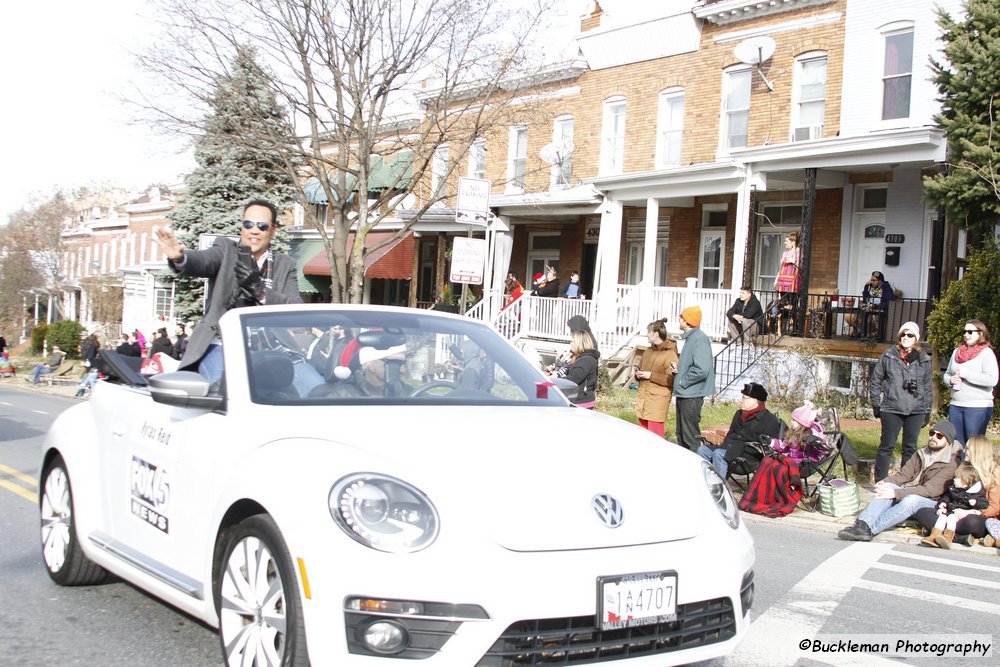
[897,321,920,339]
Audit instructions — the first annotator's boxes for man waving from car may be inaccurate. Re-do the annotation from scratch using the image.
[153,198,301,383]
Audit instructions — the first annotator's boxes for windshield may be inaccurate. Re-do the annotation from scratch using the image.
[237,307,570,407]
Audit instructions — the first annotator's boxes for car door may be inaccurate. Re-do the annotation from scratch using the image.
[105,396,223,597]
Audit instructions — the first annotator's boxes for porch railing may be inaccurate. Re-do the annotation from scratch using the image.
[649,285,733,341]
[755,290,931,343]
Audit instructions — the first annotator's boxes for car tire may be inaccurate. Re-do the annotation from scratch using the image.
[215,515,309,666]
[39,455,107,586]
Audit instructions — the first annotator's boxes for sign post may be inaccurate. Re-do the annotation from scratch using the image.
[453,178,491,313]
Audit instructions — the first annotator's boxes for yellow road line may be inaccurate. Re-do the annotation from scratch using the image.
[0,477,37,503]
[0,463,38,487]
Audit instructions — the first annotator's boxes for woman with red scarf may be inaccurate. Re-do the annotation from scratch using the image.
[943,319,999,445]
[870,321,934,481]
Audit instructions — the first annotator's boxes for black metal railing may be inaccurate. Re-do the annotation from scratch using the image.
[756,290,930,343]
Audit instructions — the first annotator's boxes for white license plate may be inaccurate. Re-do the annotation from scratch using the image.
[598,571,677,630]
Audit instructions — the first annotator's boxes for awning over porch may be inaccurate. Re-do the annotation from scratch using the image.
[302,232,414,280]
[303,153,414,205]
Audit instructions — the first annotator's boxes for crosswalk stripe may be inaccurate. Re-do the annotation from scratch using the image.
[883,549,1000,573]
[862,579,1000,616]
[725,542,899,666]
[870,562,1000,590]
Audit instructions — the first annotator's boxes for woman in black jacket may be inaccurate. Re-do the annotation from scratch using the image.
[149,327,174,358]
[870,321,933,481]
[551,330,600,408]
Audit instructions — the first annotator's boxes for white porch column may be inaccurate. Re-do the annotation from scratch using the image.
[640,197,659,326]
[595,198,623,333]
[731,164,753,293]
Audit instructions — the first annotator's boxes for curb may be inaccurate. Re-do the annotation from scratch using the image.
[740,508,1000,555]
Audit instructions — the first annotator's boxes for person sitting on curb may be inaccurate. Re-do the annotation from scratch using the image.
[914,434,999,547]
[838,419,963,542]
[919,461,987,549]
[697,382,782,481]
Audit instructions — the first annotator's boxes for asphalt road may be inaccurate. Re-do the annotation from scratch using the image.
[1,385,996,666]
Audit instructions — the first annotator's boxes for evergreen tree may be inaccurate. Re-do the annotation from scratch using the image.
[166,45,300,321]
[924,0,1000,230]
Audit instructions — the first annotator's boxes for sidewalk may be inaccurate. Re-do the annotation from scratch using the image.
[0,374,86,399]
[739,483,999,556]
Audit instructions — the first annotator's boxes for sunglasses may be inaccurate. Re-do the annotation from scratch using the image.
[963,329,980,335]
[242,220,272,232]
[899,333,916,339]
[929,431,948,439]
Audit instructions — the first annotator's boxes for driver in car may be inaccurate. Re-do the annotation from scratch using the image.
[313,345,408,398]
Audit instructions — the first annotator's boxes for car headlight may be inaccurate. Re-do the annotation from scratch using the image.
[703,462,740,529]
[329,474,439,553]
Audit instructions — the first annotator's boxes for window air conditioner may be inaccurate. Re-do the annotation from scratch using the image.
[792,125,823,142]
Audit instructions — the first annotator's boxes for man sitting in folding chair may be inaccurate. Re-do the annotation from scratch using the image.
[697,382,784,484]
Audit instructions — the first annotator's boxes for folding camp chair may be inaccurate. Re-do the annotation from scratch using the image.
[798,407,859,509]
[699,419,786,493]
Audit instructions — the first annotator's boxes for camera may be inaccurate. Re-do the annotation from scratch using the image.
[902,379,918,394]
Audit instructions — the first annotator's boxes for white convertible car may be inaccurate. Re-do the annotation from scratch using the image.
[39,304,754,666]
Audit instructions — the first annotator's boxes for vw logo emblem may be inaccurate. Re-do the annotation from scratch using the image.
[592,494,624,528]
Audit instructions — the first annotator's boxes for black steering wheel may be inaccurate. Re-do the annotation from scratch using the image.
[409,380,459,398]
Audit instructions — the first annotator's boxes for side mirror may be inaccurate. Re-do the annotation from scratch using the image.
[149,371,225,410]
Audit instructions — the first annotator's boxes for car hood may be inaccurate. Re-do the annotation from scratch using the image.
[289,405,709,551]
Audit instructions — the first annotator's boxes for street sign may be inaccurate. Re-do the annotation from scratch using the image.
[456,177,490,225]
[449,237,486,285]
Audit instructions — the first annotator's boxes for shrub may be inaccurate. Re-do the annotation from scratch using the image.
[45,320,86,358]
[29,324,48,355]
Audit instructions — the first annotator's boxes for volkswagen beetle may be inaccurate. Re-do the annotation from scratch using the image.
[39,304,753,665]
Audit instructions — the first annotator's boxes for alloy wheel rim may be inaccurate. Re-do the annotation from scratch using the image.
[40,467,72,573]
[219,536,287,665]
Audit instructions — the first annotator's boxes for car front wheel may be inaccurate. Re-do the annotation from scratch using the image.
[216,515,309,666]
[39,455,106,586]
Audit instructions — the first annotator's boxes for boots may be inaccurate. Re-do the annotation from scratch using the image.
[934,528,955,550]
[74,387,86,398]
[920,527,943,548]
[838,520,874,542]
[985,535,996,548]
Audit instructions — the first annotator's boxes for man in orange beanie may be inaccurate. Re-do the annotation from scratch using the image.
[674,305,715,450]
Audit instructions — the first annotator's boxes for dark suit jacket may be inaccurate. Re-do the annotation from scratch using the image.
[169,237,301,371]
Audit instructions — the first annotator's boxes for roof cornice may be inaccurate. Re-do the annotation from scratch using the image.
[694,0,836,25]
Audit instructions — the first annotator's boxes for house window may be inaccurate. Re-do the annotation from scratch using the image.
[856,186,888,211]
[507,126,528,191]
[431,145,449,200]
[526,233,559,282]
[792,54,827,141]
[550,116,574,188]
[624,217,670,285]
[698,231,725,289]
[722,68,751,151]
[829,359,853,390]
[600,97,627,175]
[153,285,174,321]
[313,204,328,226]
[882,28,914,120]
[468,139,486,179]
[754,204,803,292]
[655,88,684,168]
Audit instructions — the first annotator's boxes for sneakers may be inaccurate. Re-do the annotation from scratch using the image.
[837,520,874,542]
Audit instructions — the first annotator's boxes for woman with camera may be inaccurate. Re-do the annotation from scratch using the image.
[870,321,934,481]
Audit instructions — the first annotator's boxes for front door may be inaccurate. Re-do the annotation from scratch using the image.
[849,214,885,295]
